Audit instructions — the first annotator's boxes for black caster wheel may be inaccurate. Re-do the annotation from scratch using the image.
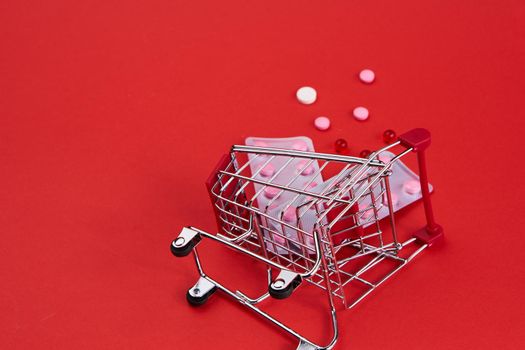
[186,286,217,307]
[170,234,201,257]
[268,274,302,300]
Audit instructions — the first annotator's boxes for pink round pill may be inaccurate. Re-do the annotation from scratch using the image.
[404,180,421,195]
[264,187,280,199]
[305,236,314,246]
[361,209,373,220]
[353,107,369,121]
[306,181,318,188]
[314,116,330,131]
[259,163,275,177]
[383,192,399,206]
[296,160,314,175]
[292,140,309,152]
[282,206,297,222]
[267,202,280,210]
[272,233,286,245]
[359,69,375,84]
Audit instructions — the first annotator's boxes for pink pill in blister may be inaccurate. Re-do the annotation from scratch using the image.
[282,206,297,222]
[264,187,280,199]
[353,107,369,121]
[272,233,286,245]
[305,236,314,246]
[378,154,392,163]
[296,160,314,175]
[359,69,375,84]
[306,181,318,188]
[404,180,421,195]
[314,116,330,131]
[383,192,399,206]
[259,163,275,177]
[292,140,309,152]
[361,208,374,220]
[267,202,280,210]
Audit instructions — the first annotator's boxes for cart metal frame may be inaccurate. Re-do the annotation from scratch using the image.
[170,128,443,350]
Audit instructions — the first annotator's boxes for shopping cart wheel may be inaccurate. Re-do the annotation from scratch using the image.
[269,270,302,300]
[171,227,202,257]
[186,277,217,307]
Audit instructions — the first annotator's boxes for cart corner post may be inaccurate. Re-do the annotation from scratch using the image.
[398,128,444,246]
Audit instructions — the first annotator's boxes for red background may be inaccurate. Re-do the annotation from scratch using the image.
[1,1,524,349]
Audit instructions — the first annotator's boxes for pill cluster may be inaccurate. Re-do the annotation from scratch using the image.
[296,70,401,156]
[244,135,433,255]
[297,68,376,134]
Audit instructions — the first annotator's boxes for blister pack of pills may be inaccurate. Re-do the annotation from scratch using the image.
[244,136,324,254]
[358,152,433,224]
[244,138,433,255]
[305,151,433,229]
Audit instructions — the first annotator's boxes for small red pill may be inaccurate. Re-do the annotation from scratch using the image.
[383,129,397,144]
[360,149,371,158]
[334,138,348,153]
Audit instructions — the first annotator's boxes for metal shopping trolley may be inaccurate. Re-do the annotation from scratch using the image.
[170,128,444,350]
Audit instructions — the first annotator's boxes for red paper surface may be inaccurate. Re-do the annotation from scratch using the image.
[1,1,524,349]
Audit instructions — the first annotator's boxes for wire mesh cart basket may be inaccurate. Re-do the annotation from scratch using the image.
[170,128,443,350]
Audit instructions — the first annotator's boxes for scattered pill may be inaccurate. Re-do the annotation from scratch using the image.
[314,116,330,131]
[292,140,309,152]
[353,107,369,121]
[259,163,275,177]
[296,160,315,175]
[404,180,422,195]
[383,129,397,144]
[359,69,375,84]
[296,86,317,105]
[264,187,280,199]
[283,206,297,222]
[334,138,348,153]
[360,149,372,158]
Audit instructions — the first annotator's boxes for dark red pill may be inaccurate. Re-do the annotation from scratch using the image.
[383,129,397,144]
[335,138,348,153]
[360,149,371,158]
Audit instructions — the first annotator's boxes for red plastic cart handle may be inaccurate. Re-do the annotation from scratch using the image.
[398,128,444,246]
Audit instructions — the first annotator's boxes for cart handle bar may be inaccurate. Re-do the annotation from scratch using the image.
[232,145,385,167]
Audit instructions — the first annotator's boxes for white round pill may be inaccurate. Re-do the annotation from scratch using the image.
[353,107,369,121]
[296,86,317,105]
[314,116,330,130]
[359,69,375,84]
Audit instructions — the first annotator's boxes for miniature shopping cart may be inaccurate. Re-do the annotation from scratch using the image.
[170,128,443,350]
